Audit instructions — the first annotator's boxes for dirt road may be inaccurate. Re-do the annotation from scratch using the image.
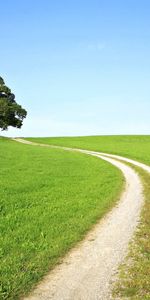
[13,139,149,300]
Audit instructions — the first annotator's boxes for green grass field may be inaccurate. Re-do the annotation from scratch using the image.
[0,137,123,300]
[28,135,150,165]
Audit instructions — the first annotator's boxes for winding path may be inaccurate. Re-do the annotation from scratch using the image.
[13,138,150,300]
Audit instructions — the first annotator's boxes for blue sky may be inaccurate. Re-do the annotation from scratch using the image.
[1,0,150,137]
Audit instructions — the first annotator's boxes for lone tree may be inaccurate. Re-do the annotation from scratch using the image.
[0,76,27,130]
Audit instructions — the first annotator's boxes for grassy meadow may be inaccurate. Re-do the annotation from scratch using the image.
[0,137,123,299]
[28,135,150,165]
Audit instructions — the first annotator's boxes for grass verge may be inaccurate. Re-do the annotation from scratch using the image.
[0,137,124,299]
[113,166,150,299]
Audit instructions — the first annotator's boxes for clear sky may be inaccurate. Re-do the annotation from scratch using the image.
[1,0,150,137]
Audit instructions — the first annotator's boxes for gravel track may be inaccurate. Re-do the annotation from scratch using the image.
[13,139,149,300]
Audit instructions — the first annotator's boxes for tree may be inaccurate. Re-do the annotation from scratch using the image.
[0,77,27,130]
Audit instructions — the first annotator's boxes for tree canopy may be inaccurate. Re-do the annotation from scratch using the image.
[0,77,27,130]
